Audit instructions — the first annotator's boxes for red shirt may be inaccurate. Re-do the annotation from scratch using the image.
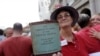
[77,25,100,53]
[61,34,89,56]
[1,36,33,56]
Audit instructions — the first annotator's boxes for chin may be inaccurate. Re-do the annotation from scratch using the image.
[60,24,69,28]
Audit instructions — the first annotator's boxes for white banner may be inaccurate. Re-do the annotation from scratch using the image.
[89,52,100,56]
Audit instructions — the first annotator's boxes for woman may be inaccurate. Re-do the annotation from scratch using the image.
[50,6,88,56]
[77,13,100,56]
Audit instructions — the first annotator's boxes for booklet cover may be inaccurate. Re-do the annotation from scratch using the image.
[29,21,61,55]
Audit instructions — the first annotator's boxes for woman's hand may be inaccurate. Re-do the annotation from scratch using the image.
[89,28,100,39]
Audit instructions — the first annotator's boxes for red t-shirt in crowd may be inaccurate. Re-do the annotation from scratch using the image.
[61,34,89,56]
[0,36,33,56]
[77,25,100,53]
[0,42,2,56]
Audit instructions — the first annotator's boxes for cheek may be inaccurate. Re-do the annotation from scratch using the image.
[97,19,100,22]
[96,21,100,24]
[92,20,100,23]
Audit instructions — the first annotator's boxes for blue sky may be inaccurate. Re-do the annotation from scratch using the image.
[0,0,40,29]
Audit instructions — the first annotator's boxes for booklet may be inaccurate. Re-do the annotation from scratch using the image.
[29,21,61,56]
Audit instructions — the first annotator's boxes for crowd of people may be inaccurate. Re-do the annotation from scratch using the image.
[0,5,100,56]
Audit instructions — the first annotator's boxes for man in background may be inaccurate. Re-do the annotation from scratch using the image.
[4,27,13,38]
[0,23,33,56]
[0,29,5,41]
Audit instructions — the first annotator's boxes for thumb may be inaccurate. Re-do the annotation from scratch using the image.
[52,54,57,56]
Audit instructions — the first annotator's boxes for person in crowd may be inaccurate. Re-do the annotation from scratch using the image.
[50,6,89,56]
[78,14,90,29]
[4,27,13,38]
[89,13,100,27]
[0,29,5,41]
[0,23,33,56]
[72,14,90,33]
[77,13,100,56]
[0,42,2,55]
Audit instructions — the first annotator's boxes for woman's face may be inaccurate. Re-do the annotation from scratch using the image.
[57,11,73,28]
[90,15,100,26]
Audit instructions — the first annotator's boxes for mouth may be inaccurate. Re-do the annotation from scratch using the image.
[92,23,100,26]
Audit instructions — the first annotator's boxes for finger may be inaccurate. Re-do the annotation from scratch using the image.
[90,28,97,32]
[57,52,61,56]
[91,28,96,31]
[88,32,94,36]
[89,35,95,37]
[52,54,57,56]
[89,30,95,33]
[57,52,63,56]
[88,32,95,37]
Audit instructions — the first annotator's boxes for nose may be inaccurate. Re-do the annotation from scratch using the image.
[62,16,66,19]
[92,19,99,25]
[92,19,97,23]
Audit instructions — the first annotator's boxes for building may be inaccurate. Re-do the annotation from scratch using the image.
[49,0,100,17]
[70,0,91,16]
[38,0,51,20]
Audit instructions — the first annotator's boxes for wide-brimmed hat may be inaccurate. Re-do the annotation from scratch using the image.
[50,6,79,26]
